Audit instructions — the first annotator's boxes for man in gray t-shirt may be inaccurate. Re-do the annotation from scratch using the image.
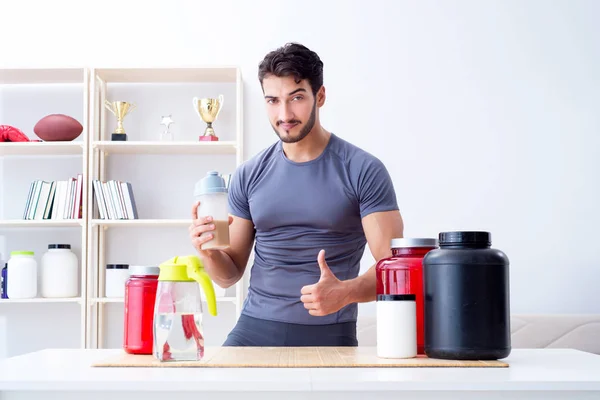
[189,42,404,346]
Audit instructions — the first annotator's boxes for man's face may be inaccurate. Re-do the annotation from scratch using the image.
[262,75,319,144]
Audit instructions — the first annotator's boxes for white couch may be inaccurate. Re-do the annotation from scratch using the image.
[357,314,600,355]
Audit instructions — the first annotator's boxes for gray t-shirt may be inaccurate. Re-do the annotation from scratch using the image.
[228,133,398,325]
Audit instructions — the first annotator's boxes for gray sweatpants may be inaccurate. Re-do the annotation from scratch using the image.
[222,314,358,346]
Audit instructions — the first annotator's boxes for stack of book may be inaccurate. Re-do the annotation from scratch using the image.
[92,179,138,220]
[22,175,83,220]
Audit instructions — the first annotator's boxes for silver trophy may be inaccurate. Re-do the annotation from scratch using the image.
[160,115,174,141]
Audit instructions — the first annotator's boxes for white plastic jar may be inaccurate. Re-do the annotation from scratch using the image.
[105,264,129,298]
[7,251,38,299]
[41,244,79,298]
[377,294,417,359]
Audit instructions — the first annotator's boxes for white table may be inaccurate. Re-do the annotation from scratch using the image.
[0,348,599,400]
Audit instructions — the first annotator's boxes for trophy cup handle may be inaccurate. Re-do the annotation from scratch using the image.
[104,100,115,115]
[128,103,137,114]
[216,94,225,118]
[192,97,201,117]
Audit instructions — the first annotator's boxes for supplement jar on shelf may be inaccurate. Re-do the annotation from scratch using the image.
[123,265,160,355]
[41,244,79,298]
[375,238,438,355]
[105,264,129,298]
[423,231,511,360]
[7,251,38,299]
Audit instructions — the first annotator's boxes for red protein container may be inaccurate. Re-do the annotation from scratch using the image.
[123,265,160,354]
[376,238,437,354]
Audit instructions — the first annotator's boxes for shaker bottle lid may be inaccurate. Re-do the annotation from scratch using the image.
[390,238,438,248]
[439,231,491,246]
[129,265,160,276]
[194,171,228,196]
[48,244,71,249]
[10,251,34,256]
[377,294,416,301]
[106,264,129,269]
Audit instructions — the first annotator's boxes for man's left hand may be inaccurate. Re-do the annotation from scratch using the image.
[300,250,351,316]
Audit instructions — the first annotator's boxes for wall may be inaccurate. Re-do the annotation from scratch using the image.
[0,0,599,355]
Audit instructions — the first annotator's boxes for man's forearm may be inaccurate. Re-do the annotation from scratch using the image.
[345,264,377,304]
[200,250,243,289]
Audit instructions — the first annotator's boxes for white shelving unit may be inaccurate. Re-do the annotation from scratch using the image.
[0,297,83,304]
[90,219,190,227]
[89,296,238,305]
[0,220,83,228]
[92,141,237,155]
[0,142,84,156]
[1,66,248,355]
[86,66,245,349]
[0,68,90,354]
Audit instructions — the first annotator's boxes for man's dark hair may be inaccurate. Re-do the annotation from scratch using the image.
[258,42,324,95]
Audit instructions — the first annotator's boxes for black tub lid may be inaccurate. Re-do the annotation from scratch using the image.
[377,294,416,301]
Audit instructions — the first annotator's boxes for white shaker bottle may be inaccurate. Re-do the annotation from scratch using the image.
[194,171,230,250]
[377,294,417,358]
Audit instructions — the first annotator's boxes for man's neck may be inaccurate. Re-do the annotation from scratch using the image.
[282,126,331,163]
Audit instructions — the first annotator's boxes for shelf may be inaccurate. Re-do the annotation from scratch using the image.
[0,219,83,228]
[92,140,236,155]
[0,297,82,304]
[91,219,190,227]
[92,297,124,304]
[0,142,84,156]
[0,68,85,84]
[94,67,238,83]
[91,297,237,304]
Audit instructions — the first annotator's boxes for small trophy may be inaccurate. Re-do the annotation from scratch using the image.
[104,100,136,141]
[193,95,224,141]
[160,115,174,141]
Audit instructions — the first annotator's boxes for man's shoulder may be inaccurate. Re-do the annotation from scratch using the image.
[329,133,385,169]
[236,140,280,175]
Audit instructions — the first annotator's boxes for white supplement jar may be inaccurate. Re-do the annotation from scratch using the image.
[377,294,417,359]
[7,251,38,299]
[41,244,79,298]
[105,264,129,298]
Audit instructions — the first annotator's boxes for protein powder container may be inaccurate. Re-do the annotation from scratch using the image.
[105,264,129,298]
[423,231,511,360]
[377,294,417,359]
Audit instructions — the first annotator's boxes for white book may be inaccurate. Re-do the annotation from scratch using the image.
[52,180,68,220]
[22,181,36,220]
[93,180,106,219]
[120,181,138,220]
[111,180,125,219]
[73,174,83,219]
[27,181,43,220]
[101,181,116,219]
[43,181,56,220]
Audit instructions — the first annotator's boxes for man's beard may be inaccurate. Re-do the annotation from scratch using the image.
[272,100,316,144]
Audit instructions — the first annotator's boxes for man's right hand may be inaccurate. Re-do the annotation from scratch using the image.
[189,201,233,256]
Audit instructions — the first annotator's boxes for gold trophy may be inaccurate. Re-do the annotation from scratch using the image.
[104,100,136,141]
[193,95,224,141]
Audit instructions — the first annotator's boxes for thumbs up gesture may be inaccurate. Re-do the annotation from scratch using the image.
[300,250,350,317]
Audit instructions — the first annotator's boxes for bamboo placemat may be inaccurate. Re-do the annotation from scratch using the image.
[92,346,509,368]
